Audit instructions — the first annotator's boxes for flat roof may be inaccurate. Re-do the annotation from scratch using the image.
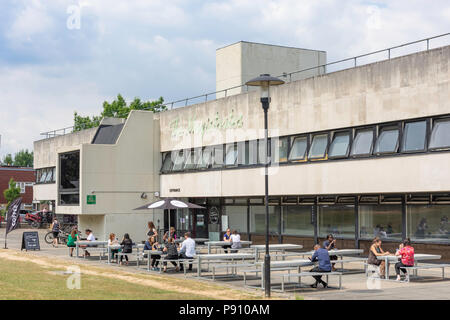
[216,40,326,53]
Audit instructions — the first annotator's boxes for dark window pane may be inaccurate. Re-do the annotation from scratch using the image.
[161,153,173,172]
[309,134,328,159]
[197,146,212,169]
[359,205,402,240]
[272,137,289,163]
[374,127,399,153]
[171,150,185,171]
[245,140,258,165]
[402,121,427,152]
[184,149,201,170]
[282,206,313,236]
[45,168,53,183]
[60,193,79,205]
[60,151,79,190]
[329,132,350,158]
[289,136,307,160]
[429,119,450,149]
[407,205,450,242]
[319,205,355,239]
[39,170,48,183]
[351,129,373,156]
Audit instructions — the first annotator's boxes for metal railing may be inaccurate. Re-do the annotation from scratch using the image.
[41,32,450,139]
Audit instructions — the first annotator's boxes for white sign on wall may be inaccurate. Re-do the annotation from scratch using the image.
[221,215,228,232]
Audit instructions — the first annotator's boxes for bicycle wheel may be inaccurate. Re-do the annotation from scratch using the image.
[45,232,54,244]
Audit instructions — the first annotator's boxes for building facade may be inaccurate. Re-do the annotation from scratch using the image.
[34,42,450,258]
[0,166,35,210]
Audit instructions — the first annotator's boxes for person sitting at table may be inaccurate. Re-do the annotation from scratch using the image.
[108,233,120,262]
[367,236,390,278]
[179,232,196,272]
[162,237,179,272]
[309,244,331,288]
[119,233,133,266]
[81,229,96,257]
[230,230,242,253]
[223,228,232,254]
[147,221,158,239]
[67,228,79,257]
[395,238,415,281]
[163,227,177,242]
[323,234,338,271]
[143,236,161,271]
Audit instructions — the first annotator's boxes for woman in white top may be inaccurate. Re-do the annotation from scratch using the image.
[230,230,241,253]
[108,233,120,262]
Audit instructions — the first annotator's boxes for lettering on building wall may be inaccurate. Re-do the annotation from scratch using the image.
[169,109,244,139]
[169,188,181,192]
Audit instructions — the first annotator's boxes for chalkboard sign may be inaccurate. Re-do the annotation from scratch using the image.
[21,231,40,251]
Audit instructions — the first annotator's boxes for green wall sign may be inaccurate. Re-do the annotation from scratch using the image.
[87,195,96,205]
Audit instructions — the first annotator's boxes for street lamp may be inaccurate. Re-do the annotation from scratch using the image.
[245,74,285,298]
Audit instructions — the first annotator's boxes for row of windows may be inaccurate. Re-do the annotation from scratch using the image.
[161,115,450,173]
[36,167,56,184]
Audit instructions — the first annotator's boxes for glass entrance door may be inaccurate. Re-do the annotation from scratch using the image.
[193,210,208,239]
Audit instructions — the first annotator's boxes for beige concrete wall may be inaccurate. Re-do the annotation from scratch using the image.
[162,46,450,152]
[216,42,326,98]
[33,128,97,169]
[78,215,105,240]
[161,152,450,197]
[33,183,57,202]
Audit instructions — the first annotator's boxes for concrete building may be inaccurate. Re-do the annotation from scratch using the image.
[34,40,450,258]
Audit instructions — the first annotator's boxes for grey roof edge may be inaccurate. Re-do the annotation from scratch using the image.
[216,40,326,53]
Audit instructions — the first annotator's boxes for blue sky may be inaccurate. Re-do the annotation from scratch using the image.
[0,0,449,159]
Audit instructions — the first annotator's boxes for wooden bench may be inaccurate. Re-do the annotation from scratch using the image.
[279,271,343,291]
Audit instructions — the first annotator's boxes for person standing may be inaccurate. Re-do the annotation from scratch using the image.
[50,218,60,248]
[147,221,158,240]
[309,244,331,288]
[179,232,196,272]
[395,239,415,281]
[323,234,338,271]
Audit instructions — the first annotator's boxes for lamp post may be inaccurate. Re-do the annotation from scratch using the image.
[245,74,284,298]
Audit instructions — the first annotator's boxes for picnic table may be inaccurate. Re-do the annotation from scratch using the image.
[251,244,304,261]
[75,240,108,258]
[376,253,442,279]
[106,243,145,264]
[195,253,256,277]
[143,249,164,270]
[204,241,252,254]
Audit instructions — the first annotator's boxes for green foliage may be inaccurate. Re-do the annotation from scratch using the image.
[2,154,13,166]
[3,178,21,209]
[73,94,166,132]
[12,149,33,167]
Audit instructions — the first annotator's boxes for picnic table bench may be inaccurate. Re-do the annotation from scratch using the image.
[400,264,450,282]
[278,271,343,291]
[75,240,108,259]
[376,253,442,279]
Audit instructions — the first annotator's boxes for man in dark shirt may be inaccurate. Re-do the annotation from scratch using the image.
[310,244,332,288]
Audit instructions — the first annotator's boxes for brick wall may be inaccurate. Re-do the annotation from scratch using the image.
[0,167,35,205]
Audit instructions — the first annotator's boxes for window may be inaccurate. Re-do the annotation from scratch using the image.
[36,167,56,183]
[18,182,26,193]
[429,118,450,150]
[272,137,289,163]
[171,150,185,171]
[161,152,173,172]
[197,146,213,169]
[407,205,450,243]
[282,206,313,236]
[308,134,328,159]
[250,206,279,234]
[45,168,54,183]
[351,128,373,156]
[289,136,307,161]
[211,145,224,168]
[359,205,402,240]
[244,140,258,165]
[184,148,201,170]
[225,144,238,166]
[39,170,48,183]
[318,205,355,239]
[328,131,351,158]
[59,151,80,205]
[374,126,399,154]
[402,120,427,152]
[225,206,247,233]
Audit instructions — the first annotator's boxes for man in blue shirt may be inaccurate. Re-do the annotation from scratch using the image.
[310,244,332,288]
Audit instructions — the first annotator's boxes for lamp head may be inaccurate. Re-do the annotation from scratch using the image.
[245,74,285,99]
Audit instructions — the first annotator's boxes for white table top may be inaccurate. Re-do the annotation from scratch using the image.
[205,241,252,245]
[302,249,364,256]
[267,259,314,268]
[195,253,255,260]
[143,250,163,255]
[376,253,442,261]
[251,244,303,250]
[76,240,108,245]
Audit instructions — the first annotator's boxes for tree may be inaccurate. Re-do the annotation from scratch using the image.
[13,149,33,167]
[2,154,13,166]
[3,178,21,209]
[73,94,166,132]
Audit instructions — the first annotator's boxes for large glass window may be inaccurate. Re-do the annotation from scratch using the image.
[184,148,201,170]
[407,205,450,242]
[245,140,258,165]
[308,134,328,159]
[289,136,307,161]
[329,131,350,158]
[171,150,185,171]
[282,206,313,236]
[374,126,399,154]
[161,152,173,172]
[225,206,248,233]
[211,145,224,168]
[402,120,427,152]
[197,146,212,169]
[351,128,373,156]
[225,143,238,166]
[59,151,80,205]
[272,137,289,163]
[318,205,355,238]
[39,170,48,183]
[250,206,279,234]
[359,205,402,240]
[429,118,450,150]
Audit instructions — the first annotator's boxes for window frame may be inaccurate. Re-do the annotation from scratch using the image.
[429,117,450,151]
[328,130,352,159]
[225,143,238,167]
[350,127,375,158]
[401,119,428,153]
[374,124,400,155]
[171,150,186,172]
[288,135,309,162]
[308,132,329,161]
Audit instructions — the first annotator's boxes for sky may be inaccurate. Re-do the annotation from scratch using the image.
[0,0,449,159]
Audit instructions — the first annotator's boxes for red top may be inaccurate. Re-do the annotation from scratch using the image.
[398,246,415,266]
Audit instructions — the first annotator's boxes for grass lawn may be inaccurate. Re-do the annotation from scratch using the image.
[0,258,210,300]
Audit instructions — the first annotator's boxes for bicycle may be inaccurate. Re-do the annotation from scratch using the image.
[44,230,69,245]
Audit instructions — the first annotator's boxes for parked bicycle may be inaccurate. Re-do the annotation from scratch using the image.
[44,229,69,245]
